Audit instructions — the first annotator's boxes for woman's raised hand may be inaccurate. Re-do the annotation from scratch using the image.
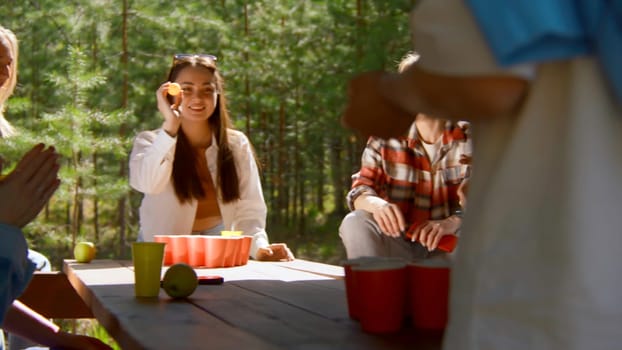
[0,144,60,228]
[157,82,183,137]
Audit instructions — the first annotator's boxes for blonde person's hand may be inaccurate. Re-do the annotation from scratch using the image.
[0,144,60,228]
[157,82,182,137]
[342,71,415,139]
[256,243,295,262]
[410,216,461,251]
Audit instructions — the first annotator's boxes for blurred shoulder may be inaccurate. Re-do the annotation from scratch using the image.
[447,120,471,142]
[132,129,180,151]
[367,135,390,148]
[226,128,252,148]
[134,129,161,143]
[456,120,471,132]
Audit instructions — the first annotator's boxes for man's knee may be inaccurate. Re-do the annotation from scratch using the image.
[339,210,373,240]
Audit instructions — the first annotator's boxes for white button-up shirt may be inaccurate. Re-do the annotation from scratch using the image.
[129,129,269,258]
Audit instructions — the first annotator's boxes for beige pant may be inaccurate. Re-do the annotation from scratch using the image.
[339,210,437,260]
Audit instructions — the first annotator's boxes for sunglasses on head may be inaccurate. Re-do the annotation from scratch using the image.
[173,53,218,62]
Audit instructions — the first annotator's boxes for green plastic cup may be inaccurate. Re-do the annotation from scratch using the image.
[132,242,165,297]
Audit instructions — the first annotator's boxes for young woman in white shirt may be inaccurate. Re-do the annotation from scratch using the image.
[129,54,293,261]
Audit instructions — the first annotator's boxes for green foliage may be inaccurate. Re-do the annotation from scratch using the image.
[1,3,414,344]
[85,320,121,350]
[0,0,412,263]
[56,319,121,350]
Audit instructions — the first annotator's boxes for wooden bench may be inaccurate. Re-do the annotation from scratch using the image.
[17,271,93,319]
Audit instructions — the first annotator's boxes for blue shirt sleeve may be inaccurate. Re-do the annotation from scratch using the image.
[0,223,35,326]
[464,0,589,66]
[465,0,622,104]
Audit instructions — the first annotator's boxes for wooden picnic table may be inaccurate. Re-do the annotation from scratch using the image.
[22,259,444,350]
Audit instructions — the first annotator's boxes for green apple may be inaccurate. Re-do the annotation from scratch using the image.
[162,263,198,299]
[73,241,96,263]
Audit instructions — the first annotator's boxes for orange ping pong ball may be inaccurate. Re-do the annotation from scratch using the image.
[168,83,181,96]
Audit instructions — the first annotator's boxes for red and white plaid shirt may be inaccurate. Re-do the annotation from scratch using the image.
[347,121,472,237]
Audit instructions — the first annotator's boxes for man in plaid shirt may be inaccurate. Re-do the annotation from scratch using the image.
[339,113,471,260]
[339,53,472,260]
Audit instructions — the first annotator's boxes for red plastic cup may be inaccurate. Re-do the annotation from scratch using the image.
[153,235,173,265]
[408,259,451,330]
[408,222,458,252]
[168,235,189,264]
[352,260,408,333]
[187,236,206,267]
[437,235,458,253]
[231,237,243,266]
[204,237,228,268]
[237,236,252,266]
[222,237,241,267]
[342,257,383,320]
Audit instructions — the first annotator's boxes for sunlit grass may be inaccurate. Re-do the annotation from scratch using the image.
[57,319,120,350]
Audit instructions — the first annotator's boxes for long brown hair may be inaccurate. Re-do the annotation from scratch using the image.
[166,56,240,204]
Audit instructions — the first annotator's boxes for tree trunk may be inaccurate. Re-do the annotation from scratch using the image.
[118,0,130,257]
[244,3,251,136]
[316,146,325,213]
[93,153,100,242]
[91,23,100,243]
[278,102,286,225]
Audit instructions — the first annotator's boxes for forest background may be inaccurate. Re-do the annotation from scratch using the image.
[0,0,414,268]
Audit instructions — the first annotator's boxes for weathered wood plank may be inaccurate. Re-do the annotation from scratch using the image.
[273,259,345,279]
[63,259,443,350]
[232,278,348,320]
[63,260,280,350]
[190,278,439,350]
[190,280,371,349]
[193,260,335,282]
[191,262,435,350]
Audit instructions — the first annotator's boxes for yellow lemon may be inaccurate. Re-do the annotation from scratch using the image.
[168,82,181,96]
